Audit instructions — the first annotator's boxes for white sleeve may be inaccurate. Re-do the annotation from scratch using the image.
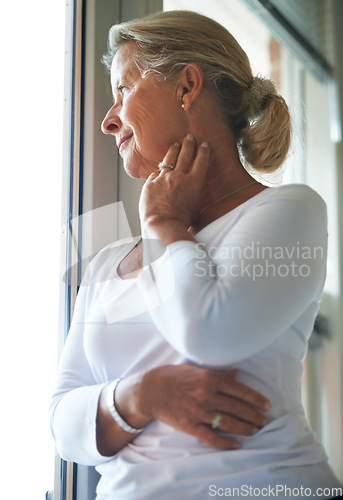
[49,286,111,466]
[137,186,327,366]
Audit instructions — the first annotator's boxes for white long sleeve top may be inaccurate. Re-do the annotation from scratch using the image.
[50,184,342,499]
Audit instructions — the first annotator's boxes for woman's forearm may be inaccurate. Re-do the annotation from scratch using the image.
[96,371,151,456]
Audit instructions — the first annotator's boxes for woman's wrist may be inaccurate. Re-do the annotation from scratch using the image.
[113,372,152,429]
[142,216,195,245]
[107,379,145,433]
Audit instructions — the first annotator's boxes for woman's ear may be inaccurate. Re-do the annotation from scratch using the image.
[178,64,204,111]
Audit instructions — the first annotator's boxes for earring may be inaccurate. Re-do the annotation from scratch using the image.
[181,103,185,109]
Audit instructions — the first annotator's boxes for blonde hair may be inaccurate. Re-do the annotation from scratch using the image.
[103,10,291,173]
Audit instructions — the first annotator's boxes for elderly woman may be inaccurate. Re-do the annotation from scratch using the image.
[50,10,342,500]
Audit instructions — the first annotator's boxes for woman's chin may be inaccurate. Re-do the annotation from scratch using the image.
[123,159,157,180]
[121,157,139,178]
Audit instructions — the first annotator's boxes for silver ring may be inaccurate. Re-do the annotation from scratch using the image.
[211,413,222,429]
[158,162,175,171]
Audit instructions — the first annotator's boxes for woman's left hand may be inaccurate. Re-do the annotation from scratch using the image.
[139,134,210,242]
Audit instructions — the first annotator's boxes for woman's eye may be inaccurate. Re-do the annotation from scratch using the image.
[117,85,128,95]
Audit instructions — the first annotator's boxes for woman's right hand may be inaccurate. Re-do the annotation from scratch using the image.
[120,364,271,450]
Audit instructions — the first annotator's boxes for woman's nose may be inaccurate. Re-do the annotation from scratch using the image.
[101,105,121,135]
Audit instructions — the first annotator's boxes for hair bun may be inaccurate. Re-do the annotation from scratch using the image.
[248,76,277,112]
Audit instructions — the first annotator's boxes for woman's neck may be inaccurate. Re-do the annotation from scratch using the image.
[189,132,262,233]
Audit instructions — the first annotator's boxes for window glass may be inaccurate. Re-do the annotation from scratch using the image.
[1,1,65,497]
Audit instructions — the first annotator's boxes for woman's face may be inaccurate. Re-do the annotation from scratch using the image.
[101,42,187,179]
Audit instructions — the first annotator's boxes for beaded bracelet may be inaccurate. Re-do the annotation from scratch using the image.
[106,378,145,434]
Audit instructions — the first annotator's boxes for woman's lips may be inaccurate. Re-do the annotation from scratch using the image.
[118,134,133,150]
